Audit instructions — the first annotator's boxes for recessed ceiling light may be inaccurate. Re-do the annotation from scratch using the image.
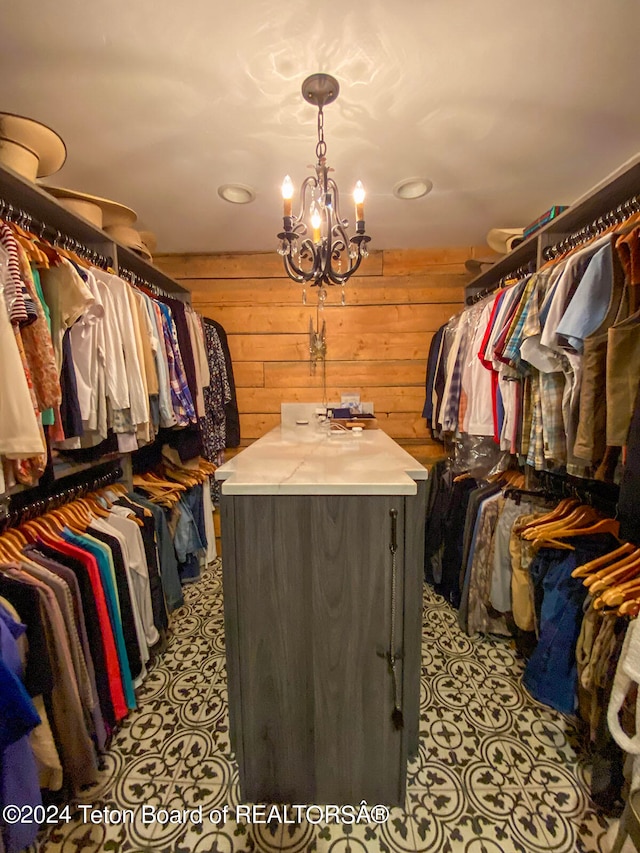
[393,178,433,200]
[217,184,256,204]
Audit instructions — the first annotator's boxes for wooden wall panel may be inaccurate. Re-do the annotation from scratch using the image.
[197,303,459,335]
[158,250,383,280]
[156,247,470,462]
[187,276,464,306]
[263,361,427,388]
[229,332,434,363]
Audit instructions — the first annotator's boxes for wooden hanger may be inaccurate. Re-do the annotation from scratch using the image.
[550,516,619,540]
[0,532,25,563]
[76,496,110,519]
[532,514,619,550]
[197,459,217,476]
[117,493,153,518]
[133,472,186,501]
[514,498,580,535]
[618,599,640,618]
[581,546,640,587]
[4,527,27,548]
[521,504,598,540]
[165,468,200,488]
[595,577,640,610]
[103,483,128,498]
[12,230,47,266]
[572,542,636,578]
[532,536,575,551]
[589,558,640,595]
[49,505,87,535]
[21,512,63,541]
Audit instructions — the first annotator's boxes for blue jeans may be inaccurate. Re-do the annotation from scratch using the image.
[523,537,616,714]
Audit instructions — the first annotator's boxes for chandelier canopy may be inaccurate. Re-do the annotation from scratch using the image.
[277,74,371,303]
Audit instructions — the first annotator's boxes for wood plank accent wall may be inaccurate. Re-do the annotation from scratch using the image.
[156,248,481,465]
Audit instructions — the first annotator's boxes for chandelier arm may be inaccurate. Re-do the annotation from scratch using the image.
[285,238,320,283]
[324,215,356,284]
[282,252,306,283]
[322,204,337,284]
[293,176,319,226]
[331,220,352,256]
[327,178,349,230]
[325,248,362,285]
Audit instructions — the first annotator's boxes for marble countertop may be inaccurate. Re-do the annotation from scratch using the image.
[215,425,428,495]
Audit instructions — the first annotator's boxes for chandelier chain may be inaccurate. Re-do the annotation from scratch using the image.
[316,107,326,161]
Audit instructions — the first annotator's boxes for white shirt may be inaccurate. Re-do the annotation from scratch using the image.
[94,270,148,428]
[92,272,130,412]
[69,270,104,432]
[464,297,496,436]
[103,509,159,649]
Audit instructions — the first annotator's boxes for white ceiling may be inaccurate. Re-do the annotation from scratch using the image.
[2,0,640,255]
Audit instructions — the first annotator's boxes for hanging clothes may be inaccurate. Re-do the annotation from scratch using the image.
[204,318,240,449]
[0,602,41,853]
[430,223,640,483]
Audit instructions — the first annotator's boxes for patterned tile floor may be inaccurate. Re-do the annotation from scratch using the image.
[29,559,612,853]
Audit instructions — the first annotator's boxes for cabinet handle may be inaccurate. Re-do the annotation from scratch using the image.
[390,507,398,554]
[387,508,403,730]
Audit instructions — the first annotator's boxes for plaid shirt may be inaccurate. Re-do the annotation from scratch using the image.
[502,275,540,370]
[526,371,545,470]
[158,303,196,426]
[540,370,566,465]
[520,375,532,458]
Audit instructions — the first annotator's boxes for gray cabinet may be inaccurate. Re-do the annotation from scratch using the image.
[221,483,425,807]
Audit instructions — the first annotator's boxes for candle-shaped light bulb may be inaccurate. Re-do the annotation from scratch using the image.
[311,204,322,244]
[282,175,294,217]
[353,180,365,223]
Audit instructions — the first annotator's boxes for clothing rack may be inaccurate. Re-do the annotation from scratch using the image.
[119,266,173,300]
[465,260,537,305]
[530,469,620,517]
[541,193,640,261]
[0,460,124,530]
[0,196,112,269]
[465,192,640,306]
[465,154,640,303]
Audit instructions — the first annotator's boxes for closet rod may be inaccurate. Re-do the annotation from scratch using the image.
[542,193,640,261]
[466,192,640,306]
[0,461,124,530]
[531,469,620,517]
[0,196,113,270]
[119,267,172,299]
[465,260,536,305]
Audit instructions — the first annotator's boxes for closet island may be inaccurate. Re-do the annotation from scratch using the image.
[215,424,427,806]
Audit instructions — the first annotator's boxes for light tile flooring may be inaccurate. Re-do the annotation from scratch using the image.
[31,558,611,853]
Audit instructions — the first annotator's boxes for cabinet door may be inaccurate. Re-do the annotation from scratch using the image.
[228,494,407,806]
[229,495,315,804]
[308,495,406,805]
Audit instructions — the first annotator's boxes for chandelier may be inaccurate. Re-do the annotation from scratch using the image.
[277,73,371,306]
